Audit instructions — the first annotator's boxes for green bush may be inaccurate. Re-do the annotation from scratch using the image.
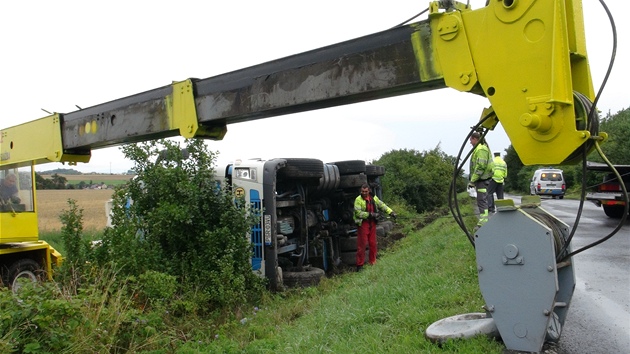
[93,139,265,313]
[0,282,82,353]
[57,199,94,289]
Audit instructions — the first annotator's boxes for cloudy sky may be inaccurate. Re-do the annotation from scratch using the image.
[1,0,627,173]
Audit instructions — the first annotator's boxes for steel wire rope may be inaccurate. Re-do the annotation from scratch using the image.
[526,212,567,258]
[584,170,630,190]
[389,8,429,29]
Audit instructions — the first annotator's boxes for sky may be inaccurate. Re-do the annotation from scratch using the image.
[1,0,627,174]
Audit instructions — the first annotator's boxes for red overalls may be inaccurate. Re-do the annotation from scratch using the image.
[356,195,378,266]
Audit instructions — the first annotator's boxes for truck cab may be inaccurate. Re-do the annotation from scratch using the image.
[1,165,62,290]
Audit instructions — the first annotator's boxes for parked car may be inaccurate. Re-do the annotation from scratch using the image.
[530,168,565,199]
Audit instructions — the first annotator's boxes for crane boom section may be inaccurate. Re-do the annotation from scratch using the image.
[1,0,595,168]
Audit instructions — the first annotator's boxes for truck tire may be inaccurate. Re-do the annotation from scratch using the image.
[340,250,369,266]
[339,174,367,189]
[380,220,393,233]
[338,236,359,251]
[330,160,366,175]
[282,266,325,288]
[6,259,42,291]
[314,163,340,193]
[279,158,324,179]
[365,165,385,177]
[603,205,625,218]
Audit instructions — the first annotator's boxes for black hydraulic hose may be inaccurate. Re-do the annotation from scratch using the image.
[556,144,589,261]
[449,130,477,245]
[587,0,617,127]
[450,127,488,245]
[449,113,493,247]
[557,0,619,261]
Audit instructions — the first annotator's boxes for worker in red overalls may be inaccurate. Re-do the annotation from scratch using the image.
[353,183,396,271]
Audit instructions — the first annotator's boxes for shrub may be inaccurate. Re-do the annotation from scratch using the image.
[94,139,265,313]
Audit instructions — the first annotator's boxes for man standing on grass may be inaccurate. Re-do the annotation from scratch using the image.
[468,132,493,230]
[487,151,507,213]
[353,183,396,272]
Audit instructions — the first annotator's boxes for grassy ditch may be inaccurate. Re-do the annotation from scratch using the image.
[11,198,504,353]
[183,206,503,353]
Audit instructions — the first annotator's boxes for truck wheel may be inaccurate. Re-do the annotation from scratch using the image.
[380,220,393,233]
[603,205,625,218]
[314,163,340,193]
[339,250,369,266]
[340,251,356,265]
[338,236,371,252]
[365,165,385,177]
[279,158,324,179]
[7,259,42,292]
[330,160,366,175]
[282,266,325,288]
[339,174,367,189]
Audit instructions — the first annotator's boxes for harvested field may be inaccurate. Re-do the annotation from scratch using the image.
[37,189,114,231]
[42,174,134,187]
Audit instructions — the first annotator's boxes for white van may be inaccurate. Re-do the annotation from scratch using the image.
[530,168,565,199]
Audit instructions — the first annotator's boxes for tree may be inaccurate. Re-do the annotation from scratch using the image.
[591,107,630,164]
[35,172,46,190]
[503,145,533,194]
[94,139,264,312]
[50,173,67,189]
[373,147,464,214]
[34,172,68,189]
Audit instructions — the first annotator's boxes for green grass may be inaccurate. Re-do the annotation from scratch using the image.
[27,198,504,353]
[180,205,503,353]
[39,230,103,255]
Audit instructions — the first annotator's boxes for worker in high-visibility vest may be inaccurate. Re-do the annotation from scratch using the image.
[353,183,396,271]
[468,132,493,229]
[487,151,508,213]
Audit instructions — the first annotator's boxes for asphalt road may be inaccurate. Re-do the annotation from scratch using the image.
[511,195,630,353]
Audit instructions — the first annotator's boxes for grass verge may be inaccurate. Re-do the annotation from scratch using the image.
[21,197,504,353]
[181,205,503,353]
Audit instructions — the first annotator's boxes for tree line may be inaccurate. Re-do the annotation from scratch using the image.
[35,173,107,190]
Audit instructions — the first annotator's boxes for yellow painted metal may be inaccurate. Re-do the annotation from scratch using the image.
[410,23,443,83]
[428,0,597,165]
[169,79,200,139]
[429,2,478,93]
[168,79,227,140]
[0,114,90,169]
[0,212,38,243]
[0,241,62,280]
[1,165,38,243]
